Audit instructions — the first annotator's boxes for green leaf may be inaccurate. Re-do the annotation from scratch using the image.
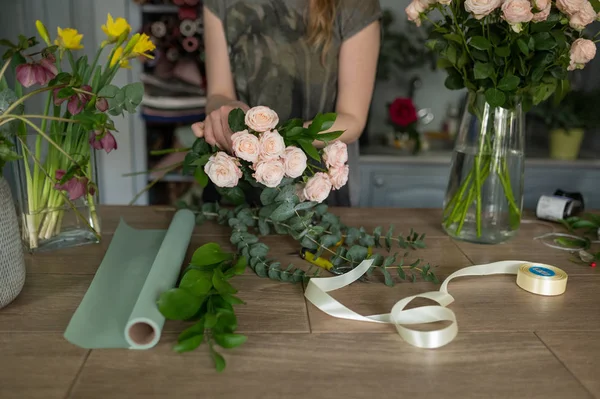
[315,131,344,142]
[286,126,305,138]
[551,30,567,49]
[346,227,360,245]
[211,349,226,372]
[178,321,205,342]
[260,187,278,206]
[443,33,463,44]
[219,187,246,206]
[495,46,510,57]
[533,32,556,51]
[180,269,213,296]
[298,138,320,161]
[485,88,506,108]
[212,269,238,295]
[456,50,469,69]
[194,167,209,187]
[570,220,598,229]
[517,39,529,56]
[191,243,233,267]
[444,45,458,65]
[469,36,492,51]
[531,20,557,33]
[397,266,406,280]
[228,108,246,133]
[275,185,295,202]
[497,74,520,92]
[222,295,245,305]
[531,65,545,83]
[249,243,269,258]
[295,201,317,211]
[373,226,383,247]
[347,245,368,262]
[474,62,494,80]
[157,288,204,320]
[270,202,295,222]
[214,333,248,349]
[444,73,464,90]
[205,313,218,328]
[123,83,144,113]
[174,334,204,353]
[471,49,489,62]
[381,267,394,287]
[308,113,337,135]
[231,256,247,275]
[385,226,394,252]
[258,218,270,235]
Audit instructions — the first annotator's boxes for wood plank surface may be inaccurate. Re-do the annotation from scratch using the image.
[68,332,592,399]
[536,332,600,398]
[0,333,88,399]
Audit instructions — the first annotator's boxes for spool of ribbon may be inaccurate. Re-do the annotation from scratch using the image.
[305,260,568,349]
[151,21,167,38]
[180,19,197,37]
[182,37,199,52]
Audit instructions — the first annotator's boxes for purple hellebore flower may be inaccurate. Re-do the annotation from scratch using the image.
[54,84,93,115]
[95,97,109,112]
[54,169,90,201]
[15,56,58,88]
[89,129,118,153]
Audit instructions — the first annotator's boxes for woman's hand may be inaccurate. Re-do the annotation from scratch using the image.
[192,101,250,152]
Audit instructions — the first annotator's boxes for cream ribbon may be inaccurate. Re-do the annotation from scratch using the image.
[304,260,564,349]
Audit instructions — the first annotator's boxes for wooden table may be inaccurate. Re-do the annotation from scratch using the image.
[2,206,599,399]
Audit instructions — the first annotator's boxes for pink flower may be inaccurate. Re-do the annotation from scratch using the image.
[556,0,584,16]
[245,106,279,132]
[295,183,307,202]
[258,130,285,160]
[303,172,332,203]
[54,169,90,201]
[231,130,260,163]
[54,85,93,115]
[465,0,503,19]
[502,0,533,30]
[253,159,285,188]
[406,0,427,26]
[95,97,109,112]
[204,152,242,188]
[569,1,596,30]
[322,141,348,169]
[532,3,551,21]
[89,129,118,153]
[568,38,597,71]
[328,165,349,190]
[438,0,452,5]
[15,56,57,88]
[533,0,549,9]
[282,146,307,178]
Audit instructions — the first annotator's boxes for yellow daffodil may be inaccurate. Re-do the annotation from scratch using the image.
[35,20,51,45]
[101,13,131,46]
[55,27,84,50]
[131,33,156,59]
[109,47,130,69]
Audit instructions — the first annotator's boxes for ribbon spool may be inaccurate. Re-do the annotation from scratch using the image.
[166,47,180,62]
[305,260,568,349]
[151,21,167,38]
[195,18,203,34]
[182,37,199,52]
[179,6,198,20]
[180,20,197,37]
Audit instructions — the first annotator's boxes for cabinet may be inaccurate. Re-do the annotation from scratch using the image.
[358,153,600,209]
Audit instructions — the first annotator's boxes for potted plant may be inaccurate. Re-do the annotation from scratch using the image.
[532,88,600,160]
[0,15,152,252]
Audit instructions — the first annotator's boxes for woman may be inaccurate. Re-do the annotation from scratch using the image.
[193,0,381,206]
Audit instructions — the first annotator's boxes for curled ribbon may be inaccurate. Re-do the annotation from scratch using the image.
[304,260,565,349]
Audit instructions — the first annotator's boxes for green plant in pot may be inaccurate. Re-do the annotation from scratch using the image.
[531,88,600,160]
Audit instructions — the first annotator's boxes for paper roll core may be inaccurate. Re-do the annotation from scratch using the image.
[127,322,156,345]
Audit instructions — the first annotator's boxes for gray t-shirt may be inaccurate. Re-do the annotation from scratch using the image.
[205,0,382,206]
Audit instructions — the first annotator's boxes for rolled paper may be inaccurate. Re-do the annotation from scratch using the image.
[182,37,199,52]
[180,19,197,37]
[305,260,568,349]
[63,209,195,350]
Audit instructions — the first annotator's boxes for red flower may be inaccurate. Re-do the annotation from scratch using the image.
[89,129,118,153]
[389,98,418,127]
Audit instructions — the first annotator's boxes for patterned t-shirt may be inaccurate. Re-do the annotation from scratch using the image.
[204,0,382,206]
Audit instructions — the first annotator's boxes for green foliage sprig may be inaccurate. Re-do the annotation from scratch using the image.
[157,243,247,372]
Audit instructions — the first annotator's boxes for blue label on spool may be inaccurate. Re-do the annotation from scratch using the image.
[529,266,556,277]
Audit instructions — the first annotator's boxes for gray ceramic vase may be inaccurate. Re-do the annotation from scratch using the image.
[0,177,26,309]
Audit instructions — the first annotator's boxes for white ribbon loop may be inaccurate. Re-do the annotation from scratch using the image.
[305,260,565,349]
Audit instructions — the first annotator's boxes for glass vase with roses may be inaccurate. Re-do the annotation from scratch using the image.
[406,0,599,243]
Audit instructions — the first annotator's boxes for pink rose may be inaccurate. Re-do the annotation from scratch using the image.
[438,0,453,4]
[231,130,260,163]
[253,159,285,188]
[465,0,503,19]
[322,141,348,169]
[295,183,307,202]
[204,152,242,188]
[245,106,279,132]
[569,1,596,30]
[568,38,597,71]
[283,146,308,178]
[533,0,549,9]
[328,165,349,190]
[258,130,285,160]
[406,0,427,26]
[502,0,533,27]
[303,172,332,203]
[556,0,584,16]
[532,3,551,21]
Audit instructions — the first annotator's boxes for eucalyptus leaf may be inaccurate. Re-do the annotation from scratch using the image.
[260,188,278,206]
[270,202,295,222]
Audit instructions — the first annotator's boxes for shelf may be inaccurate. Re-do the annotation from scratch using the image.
[141,4,179,13]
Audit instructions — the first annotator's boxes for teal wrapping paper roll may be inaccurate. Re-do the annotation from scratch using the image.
[64,209,195,350]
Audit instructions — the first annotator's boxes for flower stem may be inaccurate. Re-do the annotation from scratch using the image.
[128,162,182,205]
[0,58,11,82]
[2,85,64,116]
[150,147,191,156]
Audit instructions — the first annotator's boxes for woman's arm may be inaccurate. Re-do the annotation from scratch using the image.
[193,6,249,151]
[310,20,381,146]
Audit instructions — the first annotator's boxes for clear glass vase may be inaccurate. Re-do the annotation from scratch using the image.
[442,92,525,244]
[11,133,101,253]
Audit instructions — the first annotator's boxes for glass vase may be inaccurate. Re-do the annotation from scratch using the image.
[442,92,524,244]
[11,133,101,253]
